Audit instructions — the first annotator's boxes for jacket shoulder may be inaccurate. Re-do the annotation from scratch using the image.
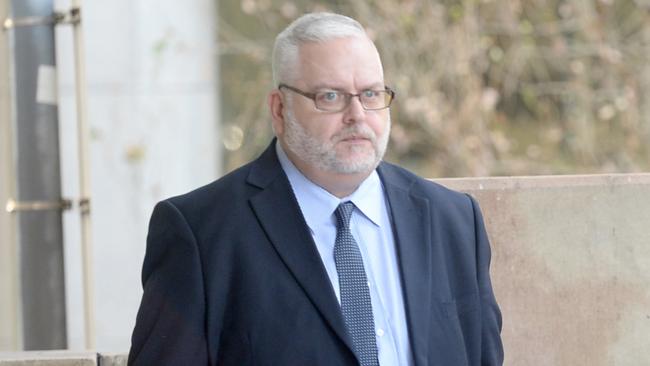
[379,161,470,206]
[159,160,257,223]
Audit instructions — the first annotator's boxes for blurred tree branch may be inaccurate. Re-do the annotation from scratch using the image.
[218,0,650,177]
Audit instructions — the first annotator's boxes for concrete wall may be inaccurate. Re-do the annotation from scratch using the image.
[0,0,220,353]
[439,173,650,365]
[53,0,220,351]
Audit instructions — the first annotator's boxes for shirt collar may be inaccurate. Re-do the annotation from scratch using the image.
[275,142,383,232]
[345,169,383,227]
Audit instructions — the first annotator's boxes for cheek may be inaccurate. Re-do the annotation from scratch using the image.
[294,111,327,140]
[368,111,389,136]
[295,112,338,139]
[313,123,338,141]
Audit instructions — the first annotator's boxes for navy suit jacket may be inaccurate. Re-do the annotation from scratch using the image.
[128,141,503,365]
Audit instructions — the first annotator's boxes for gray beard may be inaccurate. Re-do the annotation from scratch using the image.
[282,106,390,175]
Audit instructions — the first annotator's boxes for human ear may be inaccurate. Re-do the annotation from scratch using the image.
[268,90,286,136]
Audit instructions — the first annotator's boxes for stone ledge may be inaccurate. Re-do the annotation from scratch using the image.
[434,172,650,191]
[0,351,96,366]
[97,353,127,366]
[0,352,128,366]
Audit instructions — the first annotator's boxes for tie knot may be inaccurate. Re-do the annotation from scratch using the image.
[335,201,355,229]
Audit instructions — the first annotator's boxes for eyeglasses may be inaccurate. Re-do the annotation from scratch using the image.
[278,84,396,112]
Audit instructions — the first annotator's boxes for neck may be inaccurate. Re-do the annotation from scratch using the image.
[302,167,371,198]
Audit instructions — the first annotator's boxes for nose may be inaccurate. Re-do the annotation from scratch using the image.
[343,95,365,124]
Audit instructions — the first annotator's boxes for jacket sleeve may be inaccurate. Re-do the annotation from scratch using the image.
[468,195,504,366]
[128,200,210,365]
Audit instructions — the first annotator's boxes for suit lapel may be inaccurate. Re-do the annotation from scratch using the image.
[247,142,356,356]
[247,145,434,364]
[378,164,432,366]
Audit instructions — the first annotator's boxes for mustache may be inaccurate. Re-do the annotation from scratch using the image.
[333,125,376,142]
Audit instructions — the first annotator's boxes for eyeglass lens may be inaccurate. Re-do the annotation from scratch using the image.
[314,90,392,111]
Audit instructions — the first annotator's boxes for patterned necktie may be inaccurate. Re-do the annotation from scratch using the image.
[334,201,379,366]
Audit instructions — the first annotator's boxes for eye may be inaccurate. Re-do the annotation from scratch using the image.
[363,90,379,98]
[317,91,340,103]
[324,92,338,101]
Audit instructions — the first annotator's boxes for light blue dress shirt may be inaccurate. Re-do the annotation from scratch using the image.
[276,143,414,366]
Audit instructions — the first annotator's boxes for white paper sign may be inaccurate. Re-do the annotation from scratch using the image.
[36,64,58,106]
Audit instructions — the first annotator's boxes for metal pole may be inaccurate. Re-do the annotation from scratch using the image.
[9,0,67,349]
[0,0,21,352]
[69,0,95,349]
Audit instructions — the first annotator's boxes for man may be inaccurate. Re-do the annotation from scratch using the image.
[129,12,503,366]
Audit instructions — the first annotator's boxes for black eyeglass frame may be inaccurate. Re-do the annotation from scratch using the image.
[278,83,396,112]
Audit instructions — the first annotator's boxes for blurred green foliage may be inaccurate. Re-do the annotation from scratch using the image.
[219,0,650,178]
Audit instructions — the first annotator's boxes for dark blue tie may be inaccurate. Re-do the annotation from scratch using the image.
[334,202,379,366]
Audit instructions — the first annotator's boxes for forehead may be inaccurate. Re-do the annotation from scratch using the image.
[295,37,384,89]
